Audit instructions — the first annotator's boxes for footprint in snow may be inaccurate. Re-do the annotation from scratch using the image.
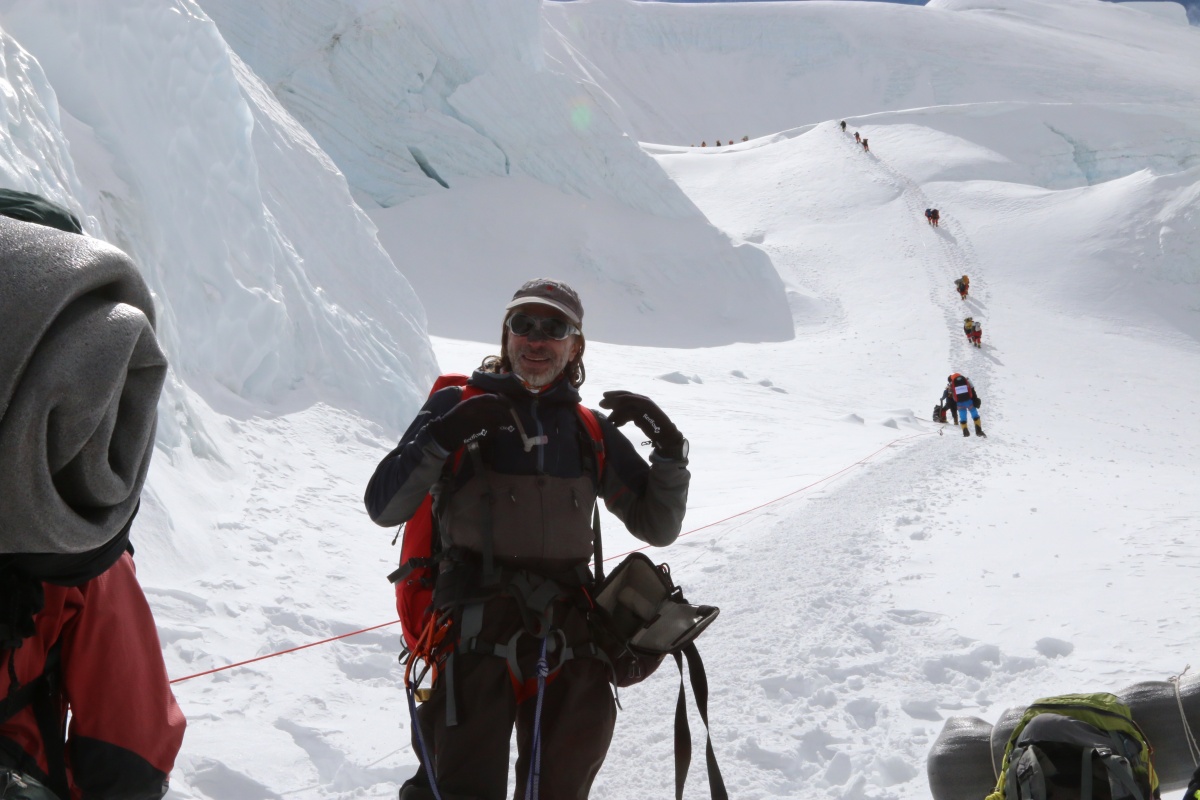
[657,371,702,384]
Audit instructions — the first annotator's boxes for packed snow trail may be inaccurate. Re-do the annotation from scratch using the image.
[835,121,995,407]
[593,427,1067,800]
[642,118,1105,800]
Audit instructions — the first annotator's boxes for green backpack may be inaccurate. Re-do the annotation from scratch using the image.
[987,693,1160,800]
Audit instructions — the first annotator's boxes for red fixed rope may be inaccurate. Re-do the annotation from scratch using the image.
[169,429,933,685]
[603,430,932,563]
[169,620,400,684]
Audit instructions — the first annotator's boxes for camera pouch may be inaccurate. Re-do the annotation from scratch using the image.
[589,552,719,687]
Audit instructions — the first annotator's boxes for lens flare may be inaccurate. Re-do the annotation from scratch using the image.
[570,101,593,132]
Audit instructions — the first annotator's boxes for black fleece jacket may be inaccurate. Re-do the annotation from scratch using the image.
[364,370,689,548]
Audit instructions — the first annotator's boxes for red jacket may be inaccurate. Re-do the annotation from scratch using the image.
[0,552,185,799]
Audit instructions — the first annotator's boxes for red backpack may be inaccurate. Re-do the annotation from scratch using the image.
[389,373,606,651]
[948,373,974,404]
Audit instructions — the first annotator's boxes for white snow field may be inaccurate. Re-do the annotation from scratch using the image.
[0,0,1198,798]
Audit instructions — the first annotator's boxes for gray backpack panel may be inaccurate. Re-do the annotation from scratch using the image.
[1005,714,1146,800]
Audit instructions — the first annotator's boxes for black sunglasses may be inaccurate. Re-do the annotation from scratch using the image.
[506,313,579,341]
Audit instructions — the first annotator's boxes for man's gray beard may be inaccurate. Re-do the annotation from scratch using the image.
[508,345,565,390]
[512,364,556,391]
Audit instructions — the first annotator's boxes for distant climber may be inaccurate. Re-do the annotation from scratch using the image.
[963,317,982,348]
[840,120,847,132]
[861,138,869,152]
[930,208,940,227]
[954,275,969,300]
[716,140,722,146]
[701,141,707,147]
[925,208,933,226]
[946,373,986,437]
[742,135,749,142]
[854,132,861,144]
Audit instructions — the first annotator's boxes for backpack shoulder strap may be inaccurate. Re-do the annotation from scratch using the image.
[0,649,38,726]
[429,373,470,396]
[573,407,609,582]
[574,406,606,477]
[575,406,608,585]
[0,641,68,800]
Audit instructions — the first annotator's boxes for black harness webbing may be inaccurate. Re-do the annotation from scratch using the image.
[591,504,604,584]
[419,406,725,799]
[433,421,607,729]
[0,642,67,800]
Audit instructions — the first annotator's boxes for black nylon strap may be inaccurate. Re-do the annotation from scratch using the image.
[1,643,67,800]
[591,505,604,585]
[444,649,458,728]
[672,643,728,800]
[31,642,67,800]
[0,649,37,725]
[1080,747,1094,800]
[673,651,690,800]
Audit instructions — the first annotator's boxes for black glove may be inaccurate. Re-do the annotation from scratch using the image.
[426,393,513,451]
[599,390,686,459]
[973,397,982,409]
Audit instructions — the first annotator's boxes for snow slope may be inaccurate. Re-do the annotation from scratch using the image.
[544,0,1200,145]
[199,0,793,348]
[0,0,1198,799]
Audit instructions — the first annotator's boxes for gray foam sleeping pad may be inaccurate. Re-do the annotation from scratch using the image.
[989,704,1025,780]
[1118,673,1200,792]
[928,715,997,800]
[0,215,166,555]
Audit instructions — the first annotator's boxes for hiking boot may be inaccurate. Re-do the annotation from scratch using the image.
[962,427,970,437]
[975,425,987,438]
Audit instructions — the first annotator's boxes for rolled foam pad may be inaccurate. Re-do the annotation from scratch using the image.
[928,715,997,800]
[1119,672,1200,792]
[989,705,1026,776]
[0,215,165,557]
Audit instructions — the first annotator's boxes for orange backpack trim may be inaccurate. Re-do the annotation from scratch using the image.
[392,374,606,652]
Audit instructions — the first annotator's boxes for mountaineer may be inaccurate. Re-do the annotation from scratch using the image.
[365,278,691,800]
[946,373,986,438]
